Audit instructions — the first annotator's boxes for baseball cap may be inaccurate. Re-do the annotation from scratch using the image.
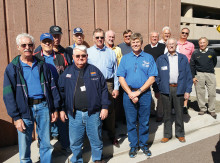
[40,33,54,41]
[73,27,83,34]
[49,26,62,34]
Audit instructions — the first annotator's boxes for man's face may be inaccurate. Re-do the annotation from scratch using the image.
[131,39,142,53]
[73,48,88,68]
[17,37,34,58]
[167,39,177,53]
[150,32,159,45]
[199,39,208,51]
[93,32,104,49]
[162,29,171,42]
[41,38,54,52]
[180,29,189,40]
[105,31,115,45]
[73,33,84,45]
[123,32,132,45]
[52,34,61,46]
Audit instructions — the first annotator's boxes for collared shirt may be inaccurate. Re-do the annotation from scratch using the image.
[177,40,195,62]
[167,53,179,84]
[199,48,209,53]
[112,46,122,66]
[20,58,44,99]
[87,45,119,90]
[159,39,166,44]
[117,51,158,89]
[150,43,158,48]
[42,51,59,82]
[118,42,133,56]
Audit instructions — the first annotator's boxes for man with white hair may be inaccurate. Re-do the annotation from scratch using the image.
[3,33,61,162]
[59,45,109,163]
[156,38,193,143]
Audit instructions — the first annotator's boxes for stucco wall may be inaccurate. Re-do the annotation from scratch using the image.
[0,0,181,147]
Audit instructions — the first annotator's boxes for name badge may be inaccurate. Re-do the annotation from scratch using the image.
[80,86,86,92]
[161,66,168,70]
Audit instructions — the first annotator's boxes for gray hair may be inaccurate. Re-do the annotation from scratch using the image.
[73,45,87,54]
[162,26,171,33]
[150,31,160,37]
[130,33,143,44]
[105,30,115,38]
[16,33,35,46]
[166,38,177,45]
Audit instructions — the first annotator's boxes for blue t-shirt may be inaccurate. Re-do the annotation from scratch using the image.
[20,59,44,99]
[43,53,59,82]
[118,42,133,56]
[117,51,158,89]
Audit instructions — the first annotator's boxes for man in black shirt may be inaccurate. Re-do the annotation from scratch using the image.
[190,37,217,119]
[144,31,165,122]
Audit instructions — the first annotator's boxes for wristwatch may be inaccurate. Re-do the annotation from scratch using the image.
[138,88,142,94]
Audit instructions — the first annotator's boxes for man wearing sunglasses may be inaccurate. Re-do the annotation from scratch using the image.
[118,29,133,56]
[3,33,61,163]
[87,28,120,147]
[59,45,109,163]
[177,27,195,114]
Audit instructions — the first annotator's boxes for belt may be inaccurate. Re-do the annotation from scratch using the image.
[129,86,139,91]
[76,108,88,112]
[106,78,114,83]
[28,97,46,106]
[169,84,178,87]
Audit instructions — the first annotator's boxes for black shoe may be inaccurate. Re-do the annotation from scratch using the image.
[129,147,138,158]
[183,107,188,114]
[140,146,152,156]
[112,138,120,148]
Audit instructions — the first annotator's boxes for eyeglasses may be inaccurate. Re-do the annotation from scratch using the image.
[20,44,34,48]
[124,35,131,38]
[75,54,87,58]
[95,36,104,39]
[181,32,189,35]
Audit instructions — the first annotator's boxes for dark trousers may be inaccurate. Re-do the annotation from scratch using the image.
[161,86,185,138]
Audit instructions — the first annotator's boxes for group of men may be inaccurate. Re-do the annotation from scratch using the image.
[3,25,217,163]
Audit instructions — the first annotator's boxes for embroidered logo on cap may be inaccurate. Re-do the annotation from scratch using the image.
[76,28,81,31]
[54,27,60,31]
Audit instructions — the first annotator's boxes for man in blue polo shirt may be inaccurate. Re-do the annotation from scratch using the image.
[117,33,158,158]
[3,33,61,162]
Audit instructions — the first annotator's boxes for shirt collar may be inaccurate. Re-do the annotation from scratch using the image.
[167,52,178,56]
[177,40,188,45]
[94,45,107,51]
[151,43,158,48]
[199,48,208,53]
[20,57,37,67]
[132,50,144,57]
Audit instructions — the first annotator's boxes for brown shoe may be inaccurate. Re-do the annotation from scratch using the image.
[210,112,217,119]
[198,111,205,115]
[178,137,186,143]
[161,138,170,143]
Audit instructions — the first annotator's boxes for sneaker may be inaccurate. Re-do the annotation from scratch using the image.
[183,107,188,114]
[140,146,152,156]
[129,147,138,158]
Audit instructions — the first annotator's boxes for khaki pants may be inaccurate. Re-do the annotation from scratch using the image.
[195,72,216,112]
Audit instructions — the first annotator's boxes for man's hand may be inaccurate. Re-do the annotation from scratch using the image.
[193,78,198,85]
[60,111,68,123]
[14,119,26,132]
[132,97,139,104]
[51,111,58,122]
[112,90,119,99]
[100,109,108,120]
[184,93,190,100]
[128,91,140,100]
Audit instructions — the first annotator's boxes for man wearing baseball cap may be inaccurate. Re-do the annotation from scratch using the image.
[66,27,85,61]
[34,25,72,64]
[34,32,70,153]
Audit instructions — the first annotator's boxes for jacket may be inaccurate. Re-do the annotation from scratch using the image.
[156,52,193,95]
[58,63,110,116]
[34,50,68,76]
[3,55,61,121]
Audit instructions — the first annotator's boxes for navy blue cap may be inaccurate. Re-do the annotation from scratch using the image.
[40,33,54,41]
[73,27,83,34]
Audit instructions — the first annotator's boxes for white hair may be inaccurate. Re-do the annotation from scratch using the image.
[150,31,160,37]
[16,33,34,46]
[105,30,115,38]
[73,45,87,54]
[162,26,171,33]
[166,38,177,45]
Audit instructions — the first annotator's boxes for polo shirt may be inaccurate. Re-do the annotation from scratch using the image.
[177,40,195,62]
[20,59,44,99]
[117,51,158,89]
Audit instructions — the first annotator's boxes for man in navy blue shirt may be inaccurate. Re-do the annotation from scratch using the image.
[117,33,158,158]
[3,33,61,163]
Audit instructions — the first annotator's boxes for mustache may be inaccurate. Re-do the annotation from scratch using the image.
[24,49,32,52]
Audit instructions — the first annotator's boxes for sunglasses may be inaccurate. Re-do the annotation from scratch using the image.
[95,36,104,39]
[124,35,131,38]
[20,44,34,48]
[75,54,87,58]
[182,32,189,35]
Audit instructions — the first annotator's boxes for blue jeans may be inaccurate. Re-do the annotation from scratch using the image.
[68,111,103,163]
[123,91,151,148]
[18,101,53,163]
[51,122,58,137]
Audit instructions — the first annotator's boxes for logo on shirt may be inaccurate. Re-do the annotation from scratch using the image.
[66,74,72,78]
[90,72,96,77]
[208,55,212,58]
[142,61,149,67]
